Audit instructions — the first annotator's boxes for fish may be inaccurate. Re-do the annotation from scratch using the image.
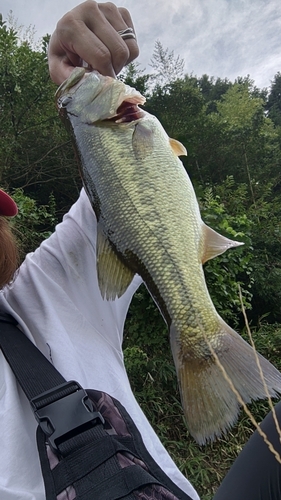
[56,68,281,445]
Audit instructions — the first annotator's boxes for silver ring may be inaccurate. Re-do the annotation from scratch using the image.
[117,27,136,41]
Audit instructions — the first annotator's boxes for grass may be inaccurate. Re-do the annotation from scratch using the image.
[124,305,281,498]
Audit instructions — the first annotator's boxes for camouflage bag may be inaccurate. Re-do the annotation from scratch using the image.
[0,313,193,500]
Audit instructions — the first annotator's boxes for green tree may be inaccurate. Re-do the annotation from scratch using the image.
[197,74,232,113]
[118,62,150,96]
[266,72,281,127]
[149,40,185,87]
[194,82,280,189]
[146,75,204,165]
[0,16,81,213]
[207,177,281,323]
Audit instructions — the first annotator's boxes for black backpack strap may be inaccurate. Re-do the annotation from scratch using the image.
[0,312,65,396]
[0,312,102,452]
[0,313,193,500]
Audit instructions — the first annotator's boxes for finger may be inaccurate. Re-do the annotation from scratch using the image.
[48,13,118,82]
[79,15,131,76]
[48,1,139,84]
[78,2,138,75]
[48,32,73,84]
[118,7,139,64]
[74,28,122,77]
[98,4,139,68]
[48,29,90,84]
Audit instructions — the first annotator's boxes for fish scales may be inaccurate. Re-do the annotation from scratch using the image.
[56,68,281,444]
[76,114,218,352]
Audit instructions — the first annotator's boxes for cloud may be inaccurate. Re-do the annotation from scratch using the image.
[1,0,280,88]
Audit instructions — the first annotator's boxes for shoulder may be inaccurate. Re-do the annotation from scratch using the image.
[63,188,95,230]
[56,188,97,247]
[31,189,97,273]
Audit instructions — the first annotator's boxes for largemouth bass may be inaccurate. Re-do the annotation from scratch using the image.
[56,68,281,444]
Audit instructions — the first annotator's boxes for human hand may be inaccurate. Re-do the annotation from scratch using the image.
[48,1,139,85]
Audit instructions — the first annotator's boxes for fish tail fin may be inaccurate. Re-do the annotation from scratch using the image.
[171,319,281,445]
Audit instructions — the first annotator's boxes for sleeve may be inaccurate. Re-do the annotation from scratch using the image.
[57,189,142,333]
[9,189,141,350]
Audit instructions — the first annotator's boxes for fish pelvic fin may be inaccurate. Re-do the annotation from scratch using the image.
[170,319,281,445]
[201,223,244,264]
[96,225,135,300]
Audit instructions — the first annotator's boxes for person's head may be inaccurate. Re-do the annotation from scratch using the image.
[0,190,19,288]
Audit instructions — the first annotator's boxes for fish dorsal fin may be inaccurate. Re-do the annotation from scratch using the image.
[169,138,187,156]
[201,224,244,264]
[96,225,135,300]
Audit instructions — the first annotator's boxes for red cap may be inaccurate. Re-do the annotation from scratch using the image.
[0,189,18,217]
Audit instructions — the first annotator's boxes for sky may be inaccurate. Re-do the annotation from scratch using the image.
[1,0,281,90]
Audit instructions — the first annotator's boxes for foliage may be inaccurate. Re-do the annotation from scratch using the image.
[124,290,281,498]
[195,74,232,113]
[199,184,253,324]
[145,75,204,166]
[149,40,185,87]
[118,62,150,96]
[266,72,281,127]
[0,16,81,213]
[10,188,57,259]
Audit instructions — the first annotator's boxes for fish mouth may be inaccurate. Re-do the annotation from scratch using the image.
[107,100,145,124]
[56,69,146,125]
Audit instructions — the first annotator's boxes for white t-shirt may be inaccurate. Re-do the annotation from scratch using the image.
[0,189,200,500]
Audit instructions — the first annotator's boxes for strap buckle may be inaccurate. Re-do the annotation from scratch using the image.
[31,381,104,453]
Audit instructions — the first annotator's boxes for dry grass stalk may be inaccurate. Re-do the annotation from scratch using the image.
[203,286,281,463]
[238,285,281,446]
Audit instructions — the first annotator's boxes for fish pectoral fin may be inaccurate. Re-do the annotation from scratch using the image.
[201,224,244,264]
[169,138,187,156]
[96,226,135,300]
[132,122,154,159]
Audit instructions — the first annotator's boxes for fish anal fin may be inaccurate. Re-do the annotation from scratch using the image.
[202,224,244,264]
[96,226,134,300]
[170,319,281,445]
[169,138,187,156]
